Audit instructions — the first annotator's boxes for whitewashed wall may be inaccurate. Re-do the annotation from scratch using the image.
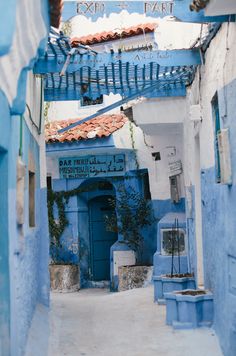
[185,23,236,178]
[47,96,185,203]
[47,93,122,121]
[132,97,186,200]
[24,72,47,189]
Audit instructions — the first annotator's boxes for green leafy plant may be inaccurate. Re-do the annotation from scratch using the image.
[105,185,155,264]
[48,181,110,264]
[47,173,151,264]
[61,21,72,37]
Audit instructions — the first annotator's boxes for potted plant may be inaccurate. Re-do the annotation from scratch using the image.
[48,189,80,293]
[154,218,196,304]
[105,184,156,291]
[164,289,214,329]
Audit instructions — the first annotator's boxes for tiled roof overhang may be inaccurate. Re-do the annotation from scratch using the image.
[71,23,158,47]
[45,114,127,143]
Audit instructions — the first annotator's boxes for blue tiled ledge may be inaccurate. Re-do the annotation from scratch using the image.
[153,275,196,304]
[165,289,214,329]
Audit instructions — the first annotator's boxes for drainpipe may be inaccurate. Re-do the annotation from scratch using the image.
[19,115,23,157]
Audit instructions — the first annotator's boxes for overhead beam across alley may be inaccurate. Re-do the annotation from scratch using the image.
[62,0,234,23]
[34,49,201,74]
[44,85,186,101]
[57,81,186,133]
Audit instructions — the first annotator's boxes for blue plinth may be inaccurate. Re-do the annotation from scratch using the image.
[153,275,196,304]
[165,290,214,329]
[154,213,189,278]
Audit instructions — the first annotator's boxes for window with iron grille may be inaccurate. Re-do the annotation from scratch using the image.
[161,229,186,256]
[81,95,103,107]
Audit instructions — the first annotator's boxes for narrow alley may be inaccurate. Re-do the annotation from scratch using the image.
[1,1,236,356]
[49,286,222,356]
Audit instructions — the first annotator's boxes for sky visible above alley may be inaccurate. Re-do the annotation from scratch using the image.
[65,10,208,49]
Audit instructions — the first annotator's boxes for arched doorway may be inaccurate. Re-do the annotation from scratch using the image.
[89,195,117,281]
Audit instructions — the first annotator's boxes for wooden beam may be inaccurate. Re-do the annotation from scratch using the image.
[57,83,186,133]
[44,83,186,102]
[34,49,201,74]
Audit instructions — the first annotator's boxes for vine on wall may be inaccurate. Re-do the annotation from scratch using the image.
[48,172,147,246]
[48,181,110,247]
[44,102,51,123]
[129,121,139,169]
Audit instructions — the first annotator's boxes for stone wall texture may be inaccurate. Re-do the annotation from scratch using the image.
[50,265,80,292]
[118,266,153,292]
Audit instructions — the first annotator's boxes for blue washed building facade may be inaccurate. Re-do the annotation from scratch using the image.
[130,14,236,354]
[0,1,61,354]
[183,22,236,356]
[133,18,236,356]
[46,113,159,290]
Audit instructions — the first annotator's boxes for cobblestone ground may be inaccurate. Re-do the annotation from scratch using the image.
[49,286,223,356]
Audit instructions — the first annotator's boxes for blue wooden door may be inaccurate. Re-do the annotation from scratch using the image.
[89,196,117,281]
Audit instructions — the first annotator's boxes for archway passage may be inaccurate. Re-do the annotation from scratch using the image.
[89,195,117,281]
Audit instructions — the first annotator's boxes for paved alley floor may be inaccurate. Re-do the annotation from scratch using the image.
[49,286,223,356]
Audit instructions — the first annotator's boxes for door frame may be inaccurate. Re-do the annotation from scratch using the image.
[88,194,116,281]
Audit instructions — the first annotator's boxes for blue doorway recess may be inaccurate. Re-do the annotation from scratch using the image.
[89,195,117,281]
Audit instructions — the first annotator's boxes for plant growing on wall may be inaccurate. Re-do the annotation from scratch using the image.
[48,181,111,264]
[47,173,150,264]
[44,102,51,123]
[104,185,155,263]
[61,21,72,37]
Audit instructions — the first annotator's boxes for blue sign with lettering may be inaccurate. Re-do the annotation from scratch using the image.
[62,0,233,23]
[59,154,125,179]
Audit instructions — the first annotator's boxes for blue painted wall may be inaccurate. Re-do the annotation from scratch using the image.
[49,140,160,288]
[152,198,186,269]
[0,90,11,355]
[0,86,50,355]
[153,212,188,277]
[8,116,49,356]
[187,79,236,356]
[0,1,17,56]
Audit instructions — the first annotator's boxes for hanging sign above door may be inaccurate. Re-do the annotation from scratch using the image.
[59,154,125,179]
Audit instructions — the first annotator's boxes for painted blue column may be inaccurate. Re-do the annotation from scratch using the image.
[0,91,11,356]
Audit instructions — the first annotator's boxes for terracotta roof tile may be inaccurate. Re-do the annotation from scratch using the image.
[45,114,128,143]
[71,23,158,47]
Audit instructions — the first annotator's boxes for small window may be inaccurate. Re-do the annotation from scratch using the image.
[142,171,151,200]
[161,229,186,256]
[81,95,103,107]
[47,176,52,190]
[169,175,180,203]
[211,93,221,183]
[29,171,35,227]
